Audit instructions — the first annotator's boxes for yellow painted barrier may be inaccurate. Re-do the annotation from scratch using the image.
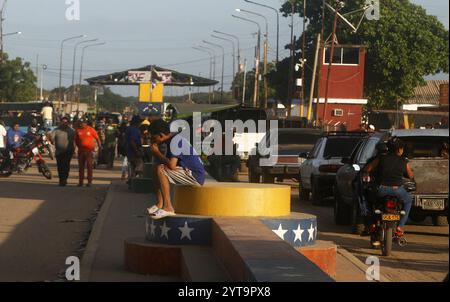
[173,183,291,217]
[139,83,164,103]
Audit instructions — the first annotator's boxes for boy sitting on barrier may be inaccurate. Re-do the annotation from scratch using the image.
[147,119,205,219]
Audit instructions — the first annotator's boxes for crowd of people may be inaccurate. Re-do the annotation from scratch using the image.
[1,109,207,219]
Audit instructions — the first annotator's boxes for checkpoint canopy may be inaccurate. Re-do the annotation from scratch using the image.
[85,65,219,103]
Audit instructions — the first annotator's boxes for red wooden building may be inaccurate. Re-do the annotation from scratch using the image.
[315,45,367,131]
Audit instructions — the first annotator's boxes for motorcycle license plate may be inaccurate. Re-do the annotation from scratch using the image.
[421,199,445,211]
[382,214,400,221]
[32,147,39,155]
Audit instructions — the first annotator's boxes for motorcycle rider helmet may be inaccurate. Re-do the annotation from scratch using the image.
[376,142,389,155]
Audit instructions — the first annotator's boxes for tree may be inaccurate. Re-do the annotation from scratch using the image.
[276,0,449,109]
[232,62,277,107]
[0,53,37,102]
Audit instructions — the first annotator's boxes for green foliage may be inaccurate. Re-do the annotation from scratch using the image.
[277,0,449,109]
[0,53,37,102]
[48,85,138,112]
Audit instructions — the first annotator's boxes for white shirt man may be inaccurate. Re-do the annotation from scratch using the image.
[0,123,7,150]
[41,105,53,128]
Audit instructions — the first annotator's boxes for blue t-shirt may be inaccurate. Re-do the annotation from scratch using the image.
[125,126,142,158]
[167,136,205,185]
[7,129,25,148]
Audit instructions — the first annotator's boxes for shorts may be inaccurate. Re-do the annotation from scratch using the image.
[162,166,200,186]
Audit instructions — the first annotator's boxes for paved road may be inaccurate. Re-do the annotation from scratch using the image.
[237,171,448,282]
[0,159,121,281]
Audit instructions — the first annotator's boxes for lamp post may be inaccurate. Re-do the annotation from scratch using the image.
[78,42,106,105]
[236,8,269,109]
[213,30,240,74]
[203,40,225,104]
[211,34,235,79]
[40,64,47,101]
[193,46,213,104]
[232,14,261,108]
[244,0,279,64]
[198,45,217,103]
[0,0,8,63]
[59,34,86,104]
[71,38,98,102]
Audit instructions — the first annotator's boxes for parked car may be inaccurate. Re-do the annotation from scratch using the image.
[299,132,368,204]
[247,128,322,183]
[334,129,449,233]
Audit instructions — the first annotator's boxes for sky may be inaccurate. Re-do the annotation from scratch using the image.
[1,0,449,97]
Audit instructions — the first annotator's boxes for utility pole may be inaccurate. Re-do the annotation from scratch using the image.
[242,58,247,105]
[307,34,321,121]
[287,1,295,118]
[300,0,307,118]
[254,31,261,108]
[0,0,7,63]
[322,10,339,124]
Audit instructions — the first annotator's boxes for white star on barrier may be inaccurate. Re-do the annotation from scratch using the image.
[160,222,171,240]
[293,224,304,243]
[273,224,288,240]
[179,221,194,240]
[308,223,315,241]
[149,220,157,237]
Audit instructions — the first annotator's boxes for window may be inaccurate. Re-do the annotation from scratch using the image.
[310,138,323,159]
[324,47,359,65]
[358,138,380,164]
[401,136,449,159]
[323,137,363,158]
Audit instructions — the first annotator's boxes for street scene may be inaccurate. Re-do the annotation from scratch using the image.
[0,0,449,286]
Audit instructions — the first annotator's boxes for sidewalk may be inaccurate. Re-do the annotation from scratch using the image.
[80,180,180,282]
[81,177,380,282]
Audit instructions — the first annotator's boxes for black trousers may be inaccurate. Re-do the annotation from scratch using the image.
[56,151,73,182]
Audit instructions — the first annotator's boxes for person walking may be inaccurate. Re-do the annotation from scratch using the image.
[0,119,8,170]
[125,115,144,186]
[117,120,129,180]
[0,119,7,153]
[50,116,75,186]
[41,102,54,129]
[103,118,118,169]
[75,118,101,187]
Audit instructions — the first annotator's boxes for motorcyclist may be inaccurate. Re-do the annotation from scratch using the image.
[364,138,415,237]
[7,122,25,150]
[25,119,41,142]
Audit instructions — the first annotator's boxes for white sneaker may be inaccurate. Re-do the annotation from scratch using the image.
[147,205,159,215]
[152,209,176,220]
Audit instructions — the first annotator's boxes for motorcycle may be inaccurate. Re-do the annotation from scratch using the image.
[367,179,415,256]
[5,130,53,179]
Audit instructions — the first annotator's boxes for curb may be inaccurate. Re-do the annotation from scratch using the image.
[337,247,392,282]
[79,181,117,282]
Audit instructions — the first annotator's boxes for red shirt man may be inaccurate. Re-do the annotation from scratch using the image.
[75,119,101,187]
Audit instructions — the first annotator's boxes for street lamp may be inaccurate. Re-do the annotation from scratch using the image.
[2,31,21,37]
[78,42,106,103]
[193,46,214,104]
[59,34,86,103]
[231,14,262,108]
[202,40,225,104]
[197,45,217,103]
[71,38,98,102]
[211,34,235,77]
[244,0,280,64]
[213,30,240,74]
[236,8,269,109]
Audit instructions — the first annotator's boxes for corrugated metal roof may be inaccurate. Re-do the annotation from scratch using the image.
[405,80,449,105]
